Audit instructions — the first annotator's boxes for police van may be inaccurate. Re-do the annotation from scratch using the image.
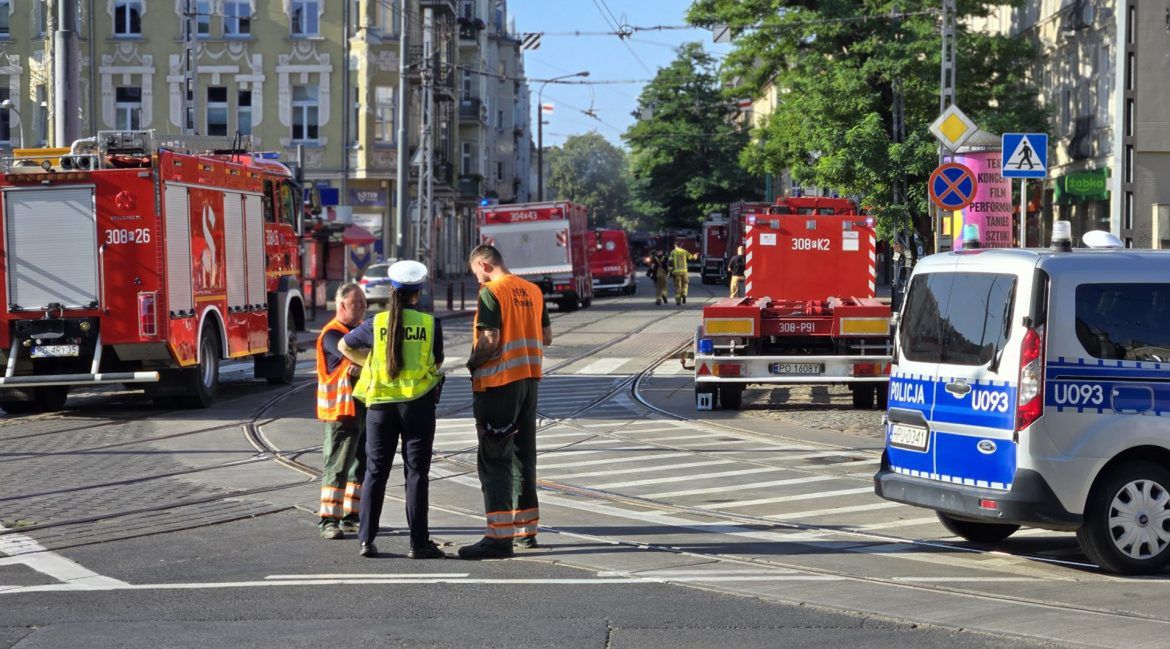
[875,222,1170,574]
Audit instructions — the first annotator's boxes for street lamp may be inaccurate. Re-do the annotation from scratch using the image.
[537,71,589,202]
[0,99,23,150]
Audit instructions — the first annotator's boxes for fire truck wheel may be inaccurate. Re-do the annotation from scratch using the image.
[876,385,889,410]
[266,328,299,385]
[718,384,743,411]
[559,298,578,312]
[179,330,220,408]
[851,384,876,410]
[0,386,69,414]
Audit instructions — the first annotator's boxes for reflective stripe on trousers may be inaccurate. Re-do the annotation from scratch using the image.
[319,485,345,519]
[343,481,361,517]
[484,507,540,539]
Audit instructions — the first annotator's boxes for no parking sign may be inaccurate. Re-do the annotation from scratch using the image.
[928,163,978,211]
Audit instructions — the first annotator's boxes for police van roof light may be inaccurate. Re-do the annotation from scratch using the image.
[959,223,981,249]
[1082,229,1124,250]
[1051,220,1073,252]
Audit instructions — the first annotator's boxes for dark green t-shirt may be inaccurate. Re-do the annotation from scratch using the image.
[476,285,551,330]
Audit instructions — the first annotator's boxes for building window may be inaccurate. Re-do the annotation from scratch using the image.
[224,0,251,37]
[206,87,228,136]
[349,87,359,143]
[461,141,473,175]
[291,0,319,37]
[376,0,398,35]
[35,85,47,146]
[35,0,48,38]
[196,1,211,37]
[461,70,473,97]
[114,0,143,36]
[375,86,394,143]
[238,90,253,135]
[0,1,10,37]
[459,0,473,20]
[496,161,503,181]
[115,87,142,130]
[291,85,319,142]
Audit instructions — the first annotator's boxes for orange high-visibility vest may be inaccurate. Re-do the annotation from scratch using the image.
[316,318,357,421]
[471,274,545,392]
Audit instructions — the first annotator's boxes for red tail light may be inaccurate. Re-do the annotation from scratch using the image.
[138,291,157,337]
[1015,326,1045,433]
[359,278,369,285]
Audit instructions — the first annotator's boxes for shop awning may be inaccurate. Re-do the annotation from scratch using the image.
[341,224,377,245]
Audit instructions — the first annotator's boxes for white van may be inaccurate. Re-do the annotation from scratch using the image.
[875,225,1170,574]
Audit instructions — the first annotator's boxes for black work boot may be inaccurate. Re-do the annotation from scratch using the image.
[457,537,514,560]
[513,536,539,549]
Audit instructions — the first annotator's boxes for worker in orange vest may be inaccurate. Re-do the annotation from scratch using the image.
[314,282,368,539]
[458,244,553,559]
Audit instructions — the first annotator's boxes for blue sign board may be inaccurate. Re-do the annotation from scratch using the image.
[1001,133,1048,179]
[929,163,978,211]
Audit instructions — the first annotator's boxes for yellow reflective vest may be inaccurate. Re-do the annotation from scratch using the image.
[670,247,692,274]
[353,309,440,405]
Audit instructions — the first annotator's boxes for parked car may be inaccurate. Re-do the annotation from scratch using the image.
[359,262,394,305]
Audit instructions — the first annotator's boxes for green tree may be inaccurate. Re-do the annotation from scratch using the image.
[624,42,760,230]
[687,1,1047,249]
[546,132,638,229]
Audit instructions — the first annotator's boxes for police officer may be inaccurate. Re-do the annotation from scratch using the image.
[459,244,552,559]
[648,250,669,306]
[338,260,445,559]
[315,283,367,539]
[670,238,697,305]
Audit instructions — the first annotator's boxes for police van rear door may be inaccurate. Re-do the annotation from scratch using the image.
[889,254,1031,491]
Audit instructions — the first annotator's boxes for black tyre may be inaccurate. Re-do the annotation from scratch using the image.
[718,384,743,410]
[176,329,220,408]
[876,384,889,410]
[266,327,299,385]
[851,384,876,410]
[559,297,578,312]
[1076,461,1170,574]
[0,386,70,414]
[936,511,1020,543]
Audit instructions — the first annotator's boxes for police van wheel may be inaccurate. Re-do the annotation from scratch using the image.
[851,385,876,410]
[718,384,743,410]
[936,512,1019,543]
[1077,461,1170,574]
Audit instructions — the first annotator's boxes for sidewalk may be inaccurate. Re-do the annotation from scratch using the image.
[297,275,477,346]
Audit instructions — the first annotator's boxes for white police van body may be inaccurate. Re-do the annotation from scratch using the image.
[875,230,1170,574]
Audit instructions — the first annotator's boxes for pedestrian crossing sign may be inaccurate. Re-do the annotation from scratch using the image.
[1001,133,1048,179]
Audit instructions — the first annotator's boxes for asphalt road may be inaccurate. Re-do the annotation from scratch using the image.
[0,274,1154,648]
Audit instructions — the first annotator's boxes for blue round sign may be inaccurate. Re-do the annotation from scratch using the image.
[928,163,978,210]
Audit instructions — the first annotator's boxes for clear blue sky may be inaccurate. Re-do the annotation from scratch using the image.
[508,0,730,149]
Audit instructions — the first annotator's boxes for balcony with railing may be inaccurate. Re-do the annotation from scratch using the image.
[459,97,486,124]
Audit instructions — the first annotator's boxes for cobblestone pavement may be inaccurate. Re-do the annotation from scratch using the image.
[741,384,885,439]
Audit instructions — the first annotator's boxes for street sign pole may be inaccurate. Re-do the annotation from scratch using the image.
[1019,179,1026,248]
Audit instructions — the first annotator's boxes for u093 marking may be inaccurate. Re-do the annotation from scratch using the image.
[971,389,1010,413]
[1052,383,1105,407]
[104,228,151,245]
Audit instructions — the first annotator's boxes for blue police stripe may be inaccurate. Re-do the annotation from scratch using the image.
[886,425,1016,491]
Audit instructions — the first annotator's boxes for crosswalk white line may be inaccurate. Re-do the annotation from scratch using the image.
[643,475,839,500]
[546,459,735,481]
[538,451,690,470]
[574,358,631,375]
[693,487,872,510]
[593,466,786,490]
[765,501,904,520]
[635,433,713,443]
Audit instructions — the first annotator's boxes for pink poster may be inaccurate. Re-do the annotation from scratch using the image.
[953,151,1013,249]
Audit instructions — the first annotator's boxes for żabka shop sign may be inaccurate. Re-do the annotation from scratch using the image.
[1064,171,1108,198]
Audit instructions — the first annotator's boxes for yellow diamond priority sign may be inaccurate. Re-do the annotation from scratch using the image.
[930,105,978,152]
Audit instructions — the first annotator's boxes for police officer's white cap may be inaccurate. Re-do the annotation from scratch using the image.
[388,260,428,289]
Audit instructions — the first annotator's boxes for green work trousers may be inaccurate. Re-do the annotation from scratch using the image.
[319,406,366,529]
[473,378,540,540]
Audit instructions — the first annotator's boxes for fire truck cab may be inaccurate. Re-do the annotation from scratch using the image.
[0,131,307,412]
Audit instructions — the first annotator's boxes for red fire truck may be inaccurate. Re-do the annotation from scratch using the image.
[589,229,636,295]
[700,213,728,284]
[476,201,593,310]
[692,197,892,411]
[0,131,307,412]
